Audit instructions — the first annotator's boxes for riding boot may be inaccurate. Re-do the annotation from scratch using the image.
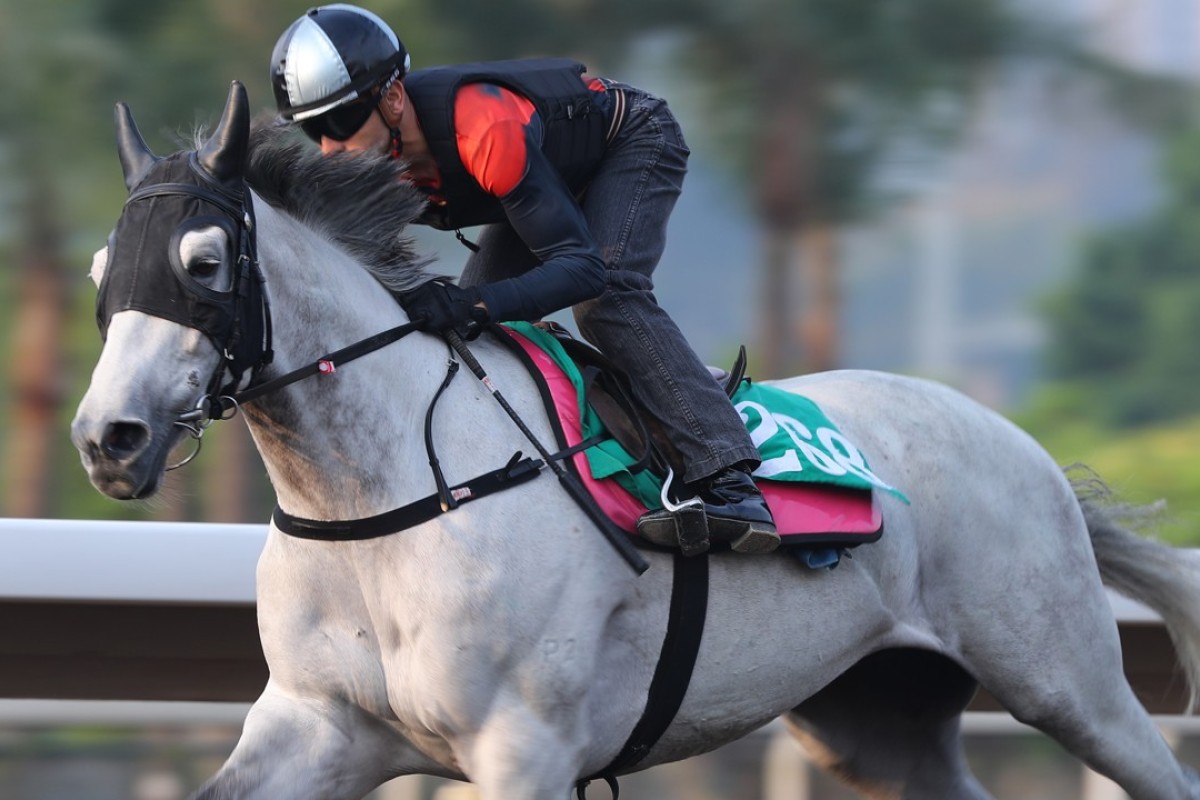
[697,466,779,553]
[638,466,779,556]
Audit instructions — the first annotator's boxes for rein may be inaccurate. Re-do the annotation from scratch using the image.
[234,324,648,573]
[170,321,421,466]
[178,320,423,424]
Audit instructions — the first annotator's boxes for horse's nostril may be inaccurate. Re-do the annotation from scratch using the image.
[101,421,150,460]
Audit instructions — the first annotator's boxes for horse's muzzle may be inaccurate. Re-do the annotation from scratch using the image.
[70,416,168,500]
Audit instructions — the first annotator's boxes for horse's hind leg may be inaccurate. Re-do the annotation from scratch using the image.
[785,649,992,800]
[190,682,402,800]
[969,618,1195,796]
[971,599,1199,800]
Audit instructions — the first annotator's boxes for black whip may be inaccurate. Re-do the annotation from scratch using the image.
[444,329,649,575]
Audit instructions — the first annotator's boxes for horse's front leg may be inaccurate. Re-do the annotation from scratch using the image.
[190,681,410,800]
[459,697,588,800]
[435,615,614,800]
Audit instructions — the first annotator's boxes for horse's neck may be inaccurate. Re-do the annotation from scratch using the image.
[242,202,452,520]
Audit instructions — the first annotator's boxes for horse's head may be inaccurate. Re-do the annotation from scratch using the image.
[72,81,272,499]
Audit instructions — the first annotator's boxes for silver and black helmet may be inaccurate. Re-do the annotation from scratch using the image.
[271,4,410,136]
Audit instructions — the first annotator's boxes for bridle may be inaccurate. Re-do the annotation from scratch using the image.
[130,178,531,535]
[109,161,423,473]
[105,160,275,466]
[127,167,432,469]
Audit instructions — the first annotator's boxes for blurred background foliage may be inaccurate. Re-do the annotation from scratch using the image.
[3,0,1200,543]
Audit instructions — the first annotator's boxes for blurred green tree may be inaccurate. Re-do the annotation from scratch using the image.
[0,0,123,517]
[1043,126,1200,427]
[0,0,321,521]
[681,0,1031,375]
[674,1,1196,376]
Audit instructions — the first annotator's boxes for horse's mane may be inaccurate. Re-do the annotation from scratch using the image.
[243,119,437,294]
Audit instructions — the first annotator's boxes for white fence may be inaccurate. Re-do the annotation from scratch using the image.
[0,518,265,702]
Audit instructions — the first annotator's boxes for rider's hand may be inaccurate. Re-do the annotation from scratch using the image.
[400,280,489,338]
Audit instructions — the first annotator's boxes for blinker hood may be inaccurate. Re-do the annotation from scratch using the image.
[96,151,271,393]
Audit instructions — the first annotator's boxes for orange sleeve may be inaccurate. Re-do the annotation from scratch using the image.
[453,83,537,197]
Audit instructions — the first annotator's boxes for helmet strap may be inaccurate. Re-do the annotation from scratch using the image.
[373,93,404,160]
[389,124,404,160]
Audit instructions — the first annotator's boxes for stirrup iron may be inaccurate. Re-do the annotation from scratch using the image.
[636,468,710,556]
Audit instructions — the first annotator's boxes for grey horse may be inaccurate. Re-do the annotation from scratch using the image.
[72,81,1200,799]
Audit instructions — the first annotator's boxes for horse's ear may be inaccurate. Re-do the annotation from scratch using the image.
[198,80,249,185]
[115,101,159,193]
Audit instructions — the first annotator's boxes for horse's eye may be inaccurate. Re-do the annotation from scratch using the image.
[177,225,233,291]
[190,257,222,279]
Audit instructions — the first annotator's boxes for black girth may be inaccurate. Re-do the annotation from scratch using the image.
[481,326,711,797]
[575,551,709,799]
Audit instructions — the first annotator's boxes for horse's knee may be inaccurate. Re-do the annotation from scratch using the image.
[462,709,584,800]
[194,690,400,800]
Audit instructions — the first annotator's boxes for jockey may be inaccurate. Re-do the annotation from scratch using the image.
[270,4,778,555]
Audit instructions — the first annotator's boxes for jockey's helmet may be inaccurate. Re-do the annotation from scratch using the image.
[271,4,410,140]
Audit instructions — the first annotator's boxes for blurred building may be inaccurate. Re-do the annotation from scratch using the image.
[840,0,1200,410]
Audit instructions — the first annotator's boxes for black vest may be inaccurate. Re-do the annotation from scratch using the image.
[404,58,608,230]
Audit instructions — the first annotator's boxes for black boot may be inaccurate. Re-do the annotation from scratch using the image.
[697,466,779,554]
[638,466,780,555]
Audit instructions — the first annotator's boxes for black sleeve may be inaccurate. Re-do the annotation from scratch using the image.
[472,128,607,322]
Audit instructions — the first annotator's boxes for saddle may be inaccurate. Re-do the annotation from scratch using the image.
[490,322,886,560]
[538,321,743,478]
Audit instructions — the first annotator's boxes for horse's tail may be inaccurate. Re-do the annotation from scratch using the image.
[1071,465,1200,712]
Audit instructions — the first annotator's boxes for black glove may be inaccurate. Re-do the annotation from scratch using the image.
[400,281,489,337]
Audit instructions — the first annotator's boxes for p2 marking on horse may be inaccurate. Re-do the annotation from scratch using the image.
[71,81,1200,799]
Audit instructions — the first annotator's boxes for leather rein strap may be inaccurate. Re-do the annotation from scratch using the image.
[265,330,547,541]
[273,451,543,540]
[190,321,423,421]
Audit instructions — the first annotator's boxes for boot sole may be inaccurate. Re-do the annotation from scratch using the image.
[709,518,780,554]
[637,508,711,556]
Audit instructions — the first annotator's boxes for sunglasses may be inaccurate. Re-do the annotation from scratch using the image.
[299,92,380,143]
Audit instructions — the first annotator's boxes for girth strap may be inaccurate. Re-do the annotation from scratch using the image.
[273,454,543,541]
[576,550,710,798]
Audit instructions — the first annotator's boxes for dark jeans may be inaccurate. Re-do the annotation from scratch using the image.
[460,84,759,483]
